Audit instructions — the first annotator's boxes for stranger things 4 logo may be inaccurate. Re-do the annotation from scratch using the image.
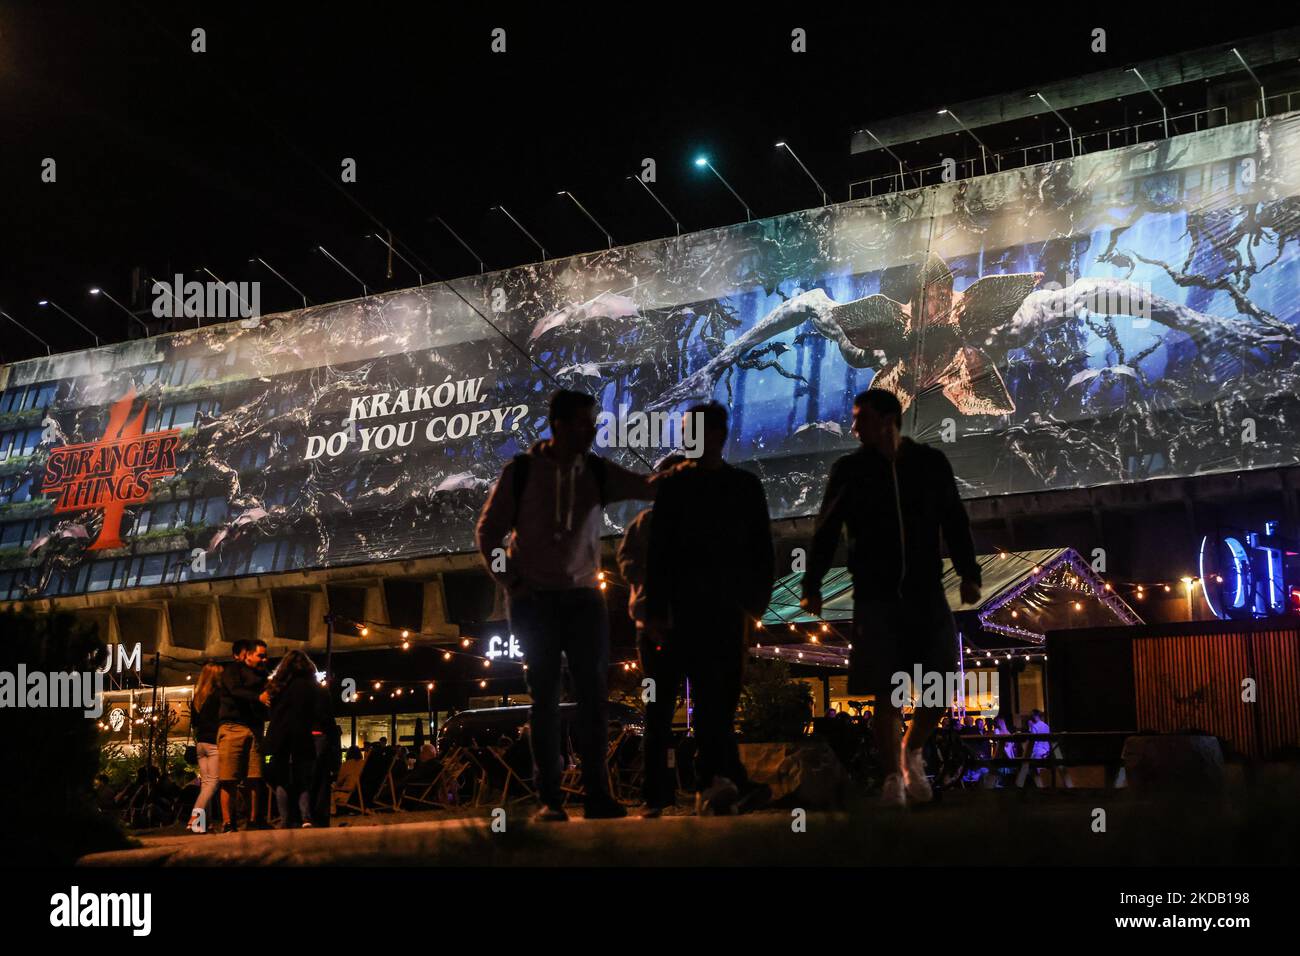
[40,388,181,550]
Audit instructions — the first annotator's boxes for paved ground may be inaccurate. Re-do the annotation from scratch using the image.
[78,774,1300,866]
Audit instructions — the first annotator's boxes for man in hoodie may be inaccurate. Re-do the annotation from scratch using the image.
[801,388,981,808]
[476,389,658,821]
[644,402,775,815]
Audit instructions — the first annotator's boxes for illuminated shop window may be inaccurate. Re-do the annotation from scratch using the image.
[335,718,354,750]
[395,713,432,751]
[355,716,392,749]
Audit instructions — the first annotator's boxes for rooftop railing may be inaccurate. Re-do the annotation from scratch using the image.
[847,102,1263,200]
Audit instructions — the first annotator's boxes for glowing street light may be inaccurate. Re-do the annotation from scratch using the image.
[693,156,752,221]
[774,140,828,206]
[88,286,150,336]
[38,298,99,346]
[556,190,614,248]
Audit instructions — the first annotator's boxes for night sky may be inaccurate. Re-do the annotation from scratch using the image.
[3,3,1295,363]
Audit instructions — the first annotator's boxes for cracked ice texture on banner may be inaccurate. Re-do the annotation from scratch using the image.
[2,113,1300,600]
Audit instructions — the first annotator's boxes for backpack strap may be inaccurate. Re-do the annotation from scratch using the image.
[585,453,608,507]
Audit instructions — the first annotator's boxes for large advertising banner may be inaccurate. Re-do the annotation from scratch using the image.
[2,114,1300,601]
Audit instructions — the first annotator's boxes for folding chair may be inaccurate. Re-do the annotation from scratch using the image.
[333,750,371,816]
[401,746,473,810]
[369,751,404,812]
[559,732,585,805]
[483,744,537,805]
[463,747,505,807]
[601,727,624,798]
[608,730,644,803]
[560,727,633,806]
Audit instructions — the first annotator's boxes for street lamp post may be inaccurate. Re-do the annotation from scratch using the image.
[1181,576,1198,621]
[775,141,828,206]
[625,176,681,236]
[248,257,310,308]
[0,309,51,355]
[556,191,614,249]
[316,245,368,299]
[1029,92,1077,156]
[89,287,151,336]
[694,156,752,222]
[491,206,548,262]
[369,233,425,285]
[37,299,100,346]
[431,215,486,274]
[1126,69,1169,138]
[937,108,994,176]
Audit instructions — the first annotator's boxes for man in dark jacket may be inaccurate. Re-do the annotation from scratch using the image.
[615,453,685,816]
[309,682,340,827]
[645,402,775,815]
[801,388,981,808]
[217,638,270,831]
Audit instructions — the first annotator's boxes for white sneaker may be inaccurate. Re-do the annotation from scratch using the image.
[881,772,906,808]
[695,776,740,815]
[901,747,933,803]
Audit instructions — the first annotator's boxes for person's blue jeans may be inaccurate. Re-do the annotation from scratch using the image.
[271,751,314,828]
[508,587,611,807]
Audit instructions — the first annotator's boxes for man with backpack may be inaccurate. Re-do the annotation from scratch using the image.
[476,389,659,821]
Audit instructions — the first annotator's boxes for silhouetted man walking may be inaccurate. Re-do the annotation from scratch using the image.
[802,389,981,808]
[477,389,657,821]
[645,402,774,815]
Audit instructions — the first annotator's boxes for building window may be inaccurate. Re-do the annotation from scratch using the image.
[0,427,42,459]
[355,716,392,749]
[248,541,278,574]
[0,521,27,548]
[137,555,166,587]
[30,384,57,410]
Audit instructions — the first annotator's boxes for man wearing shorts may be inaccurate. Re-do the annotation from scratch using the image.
[218,638,271,831]
[801,389,982,807]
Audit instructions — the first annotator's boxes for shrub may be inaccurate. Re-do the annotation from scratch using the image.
[0,609,131,864]
[739,657,814,743]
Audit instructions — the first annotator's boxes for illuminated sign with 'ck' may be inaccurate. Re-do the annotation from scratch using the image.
[486,635,523,660]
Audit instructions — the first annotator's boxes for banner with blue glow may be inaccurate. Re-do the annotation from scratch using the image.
[2,112,1300,601]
